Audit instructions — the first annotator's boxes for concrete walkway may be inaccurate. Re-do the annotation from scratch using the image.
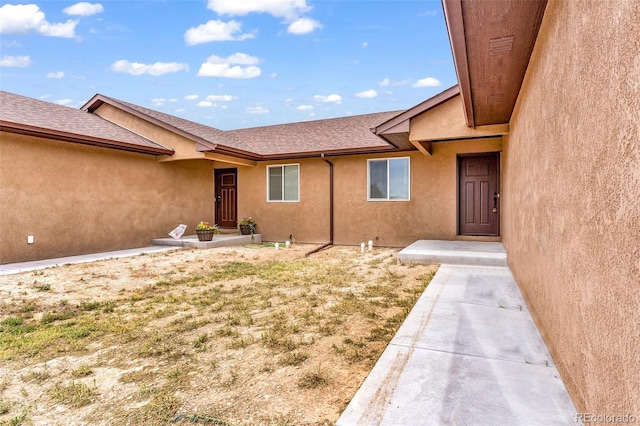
[337,241,579,426]
[0,245,180,275]
[0,234,263,276]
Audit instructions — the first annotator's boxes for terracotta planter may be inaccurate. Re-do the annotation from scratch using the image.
[196,229,216,241]
[239,224,253,235]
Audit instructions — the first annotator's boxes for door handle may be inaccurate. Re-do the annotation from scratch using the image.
[493,192,498,213]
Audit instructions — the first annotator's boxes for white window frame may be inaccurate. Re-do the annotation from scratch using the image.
[367,157,411,201]
[266,163,300,202]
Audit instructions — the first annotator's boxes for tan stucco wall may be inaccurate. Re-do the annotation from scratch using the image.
[410,96,507,141]
[502,0,640,414]
[0,132,214,264]
[93,103,205,160]
[237,138,502,246]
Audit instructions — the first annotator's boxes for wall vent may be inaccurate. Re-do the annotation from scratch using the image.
[487,94,505,104]
[489,36,514,55]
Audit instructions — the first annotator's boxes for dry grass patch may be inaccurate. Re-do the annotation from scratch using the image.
[0,245,437,425]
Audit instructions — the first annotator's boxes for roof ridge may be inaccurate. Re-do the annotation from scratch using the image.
[227,109,407,132]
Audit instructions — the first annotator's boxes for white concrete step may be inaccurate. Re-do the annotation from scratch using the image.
[398,240,508,267]
[152,233,262,249]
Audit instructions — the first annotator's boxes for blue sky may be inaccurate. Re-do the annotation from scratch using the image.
[0,0,456,130]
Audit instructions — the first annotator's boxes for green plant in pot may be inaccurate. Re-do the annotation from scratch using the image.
[238,217,257,235]
[195,221,219,241]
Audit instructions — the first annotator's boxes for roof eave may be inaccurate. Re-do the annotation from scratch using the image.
[371,85,462,149]
[260,145,398,161]
[0,121,175,156]
[442,0,548,127]
[442,0,474,128]
[199,144,262,161]
[372,85,461,137]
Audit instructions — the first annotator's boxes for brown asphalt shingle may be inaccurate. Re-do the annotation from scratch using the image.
[4,90,406,158]
[0,91,171,153]
[224,111,404,156]
[92,95,402,156]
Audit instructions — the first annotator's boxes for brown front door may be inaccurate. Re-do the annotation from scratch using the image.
[215,168,237,229]
[458,154,499,236]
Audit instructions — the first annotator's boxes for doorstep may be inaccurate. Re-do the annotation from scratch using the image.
[152,233,262,249]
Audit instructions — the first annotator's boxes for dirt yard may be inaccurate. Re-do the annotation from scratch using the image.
[0,244,437,426]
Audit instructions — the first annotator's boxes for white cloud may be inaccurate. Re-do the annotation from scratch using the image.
[0,55,31,67]
[0,4,78,38]
[362,42,368,48]
[314,94,342,104]
[110,59,189,76]
[198,101,214,107]
[38,20,78,38]
[1,40,21,48]
[63,2,104,16]
[151,98,167,106]
[185,94,199,100]
[206,94,235,101]
[47,71,64,79]
[296,105,313,111]
[287,17,321,34]
[420,10,439,17]
[53,98,74,106]
[355,89,377,98]
[207,0,310,20]
[378,77,411,87]
[197,53,261,79]
[246,106,269,114]
[184,19,254,45]
[413,77,442,87]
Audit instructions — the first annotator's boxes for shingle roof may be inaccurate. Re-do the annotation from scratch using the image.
[84,94,402,158]
[4,90,408,159]
[84,95,259,157]
[0,91,173,155]
[224,111,404,157]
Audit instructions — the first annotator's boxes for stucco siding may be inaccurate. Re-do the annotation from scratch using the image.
[0,132,214,264]
[503,0,640,414]
[93,103,204,160]
[411,95,507,141]
[237,138,502,247]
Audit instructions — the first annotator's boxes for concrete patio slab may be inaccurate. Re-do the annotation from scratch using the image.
[337,261,579,426]
[152,233,262,249]
[397,240,508,267]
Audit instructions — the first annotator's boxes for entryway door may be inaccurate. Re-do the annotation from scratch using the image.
[458,153,499,236]
[215,168,237,229]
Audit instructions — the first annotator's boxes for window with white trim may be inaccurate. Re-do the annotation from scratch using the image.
[267,164,299,202]
[367,157,410,201]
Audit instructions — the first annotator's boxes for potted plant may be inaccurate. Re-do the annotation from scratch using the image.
[195,221,219,241]
[238,217,257,235]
